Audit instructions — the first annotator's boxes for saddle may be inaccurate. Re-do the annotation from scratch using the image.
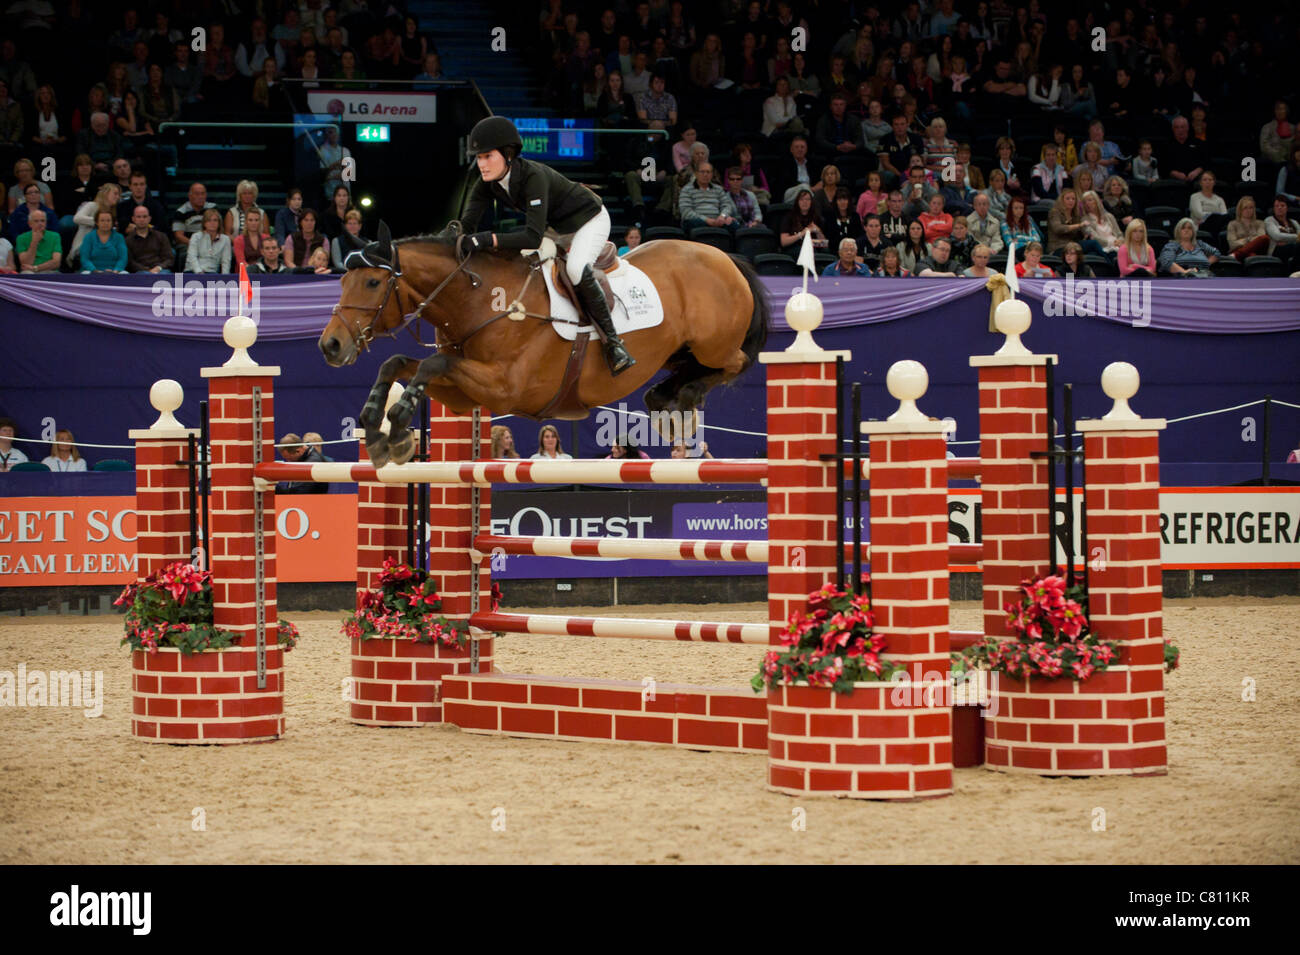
[544,229,620,316]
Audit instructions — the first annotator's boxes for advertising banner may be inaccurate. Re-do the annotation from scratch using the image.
[305,91,436,123]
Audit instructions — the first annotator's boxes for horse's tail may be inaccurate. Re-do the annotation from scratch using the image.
[730,254,769,372]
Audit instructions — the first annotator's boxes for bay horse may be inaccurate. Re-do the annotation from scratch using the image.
[319,221,769,466]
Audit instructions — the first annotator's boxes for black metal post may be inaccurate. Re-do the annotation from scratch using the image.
[406,482,416,568]
[1262,394,1272,486]
[835,357,845,589]
[571,420,580,459]
[851,382,862,595]
[419,403,430,572]
[185,433,198,563]
[1044,358,1057,572]
[199,400,210,571]
[1063,383,1075,588]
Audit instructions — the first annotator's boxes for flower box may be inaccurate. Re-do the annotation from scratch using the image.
[131,645,284,744]
[348,635,492,727]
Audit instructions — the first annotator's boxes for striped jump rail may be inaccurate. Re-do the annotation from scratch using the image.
[469,611,770,644]
[252,458,769,487]
[474,534,768,562]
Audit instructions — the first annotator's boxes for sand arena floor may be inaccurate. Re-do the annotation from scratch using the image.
[1,597,1297,865]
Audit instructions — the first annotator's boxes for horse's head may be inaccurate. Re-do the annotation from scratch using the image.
[319,221,470,366]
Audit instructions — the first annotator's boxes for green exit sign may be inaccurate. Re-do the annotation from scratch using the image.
[356,124,391,142]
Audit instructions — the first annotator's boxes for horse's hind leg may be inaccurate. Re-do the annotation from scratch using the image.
[387,353,455,465]
[362,355,418,467]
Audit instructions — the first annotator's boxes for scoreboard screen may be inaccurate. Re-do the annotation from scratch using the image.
[507,117,594,161]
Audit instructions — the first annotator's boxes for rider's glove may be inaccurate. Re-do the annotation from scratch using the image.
[467,232,494,249]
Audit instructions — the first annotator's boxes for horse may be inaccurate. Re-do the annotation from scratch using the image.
[318,221,769,466]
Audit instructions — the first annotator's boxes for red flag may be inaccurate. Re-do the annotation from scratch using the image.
[239,262,252,307]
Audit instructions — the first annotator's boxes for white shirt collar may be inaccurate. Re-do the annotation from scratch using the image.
[498,168,512,192]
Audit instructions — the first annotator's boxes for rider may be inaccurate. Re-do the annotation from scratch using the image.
[458,116,636,375]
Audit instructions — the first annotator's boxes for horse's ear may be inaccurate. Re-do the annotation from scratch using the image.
[376,220,392,249]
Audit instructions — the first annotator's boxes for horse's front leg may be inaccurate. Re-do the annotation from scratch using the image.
[362,355,418,467]
[386,353,454,465]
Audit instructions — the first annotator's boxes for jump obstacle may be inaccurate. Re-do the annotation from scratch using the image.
[129,297,1168,798]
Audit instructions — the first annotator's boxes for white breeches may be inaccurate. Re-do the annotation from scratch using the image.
[565,205,610,284]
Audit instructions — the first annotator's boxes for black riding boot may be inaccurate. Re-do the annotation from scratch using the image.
[575,264,636,375]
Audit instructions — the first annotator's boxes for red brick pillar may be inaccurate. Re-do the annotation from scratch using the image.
[197,317,283,742]
[1075,363,1167,774]
[355,429,409,600]
[129,379,198,581]
[970,305,1055,641]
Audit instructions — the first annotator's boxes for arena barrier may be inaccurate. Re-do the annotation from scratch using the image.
[131,299,1168,797]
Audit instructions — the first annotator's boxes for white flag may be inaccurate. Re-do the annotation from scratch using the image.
[797,230,818,282]
[1004,238,1019,296]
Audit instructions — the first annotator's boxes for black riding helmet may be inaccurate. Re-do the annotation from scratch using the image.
[468,116,523,158]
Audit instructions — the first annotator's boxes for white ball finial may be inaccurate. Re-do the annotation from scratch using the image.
[1101,361,1141,420]
[784,291,824,353]
[147,379,185,431]
[994,298,1032,356]
[886,360,929,422]
[222,315,259,368]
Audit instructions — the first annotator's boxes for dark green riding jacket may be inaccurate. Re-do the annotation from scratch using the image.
[461,156,603,251]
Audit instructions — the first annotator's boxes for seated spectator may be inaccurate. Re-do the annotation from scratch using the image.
[1072,142,1110,190]
[773,136,820,203]
[982,169,1012,221]
[858,215,888,270]
[172,183,218,259]
[814,92,864,159]
[856,170,888,219]
[1260,100,1295,167]
[634,74,678,134]
[293,246,333,274]
[1016,241,1056,278]
[779,186,827,250]
[811,164,843,221]
[1059,242,1094,278]
[878,190,910,245]
[274,190,304,244]
[124,205,173,273]
[671,125,700,173]
[1189,171,1229,234]
[331,210,368,270]
[618,226,642,256]
[1044,125,1078,173]
[947,216,975,269]
[114,89,154,145]
[234,209,272,268]
[1278,145,1300,204]
[1027,63,1062,111]
[490,425,520,459]
[303,432,332,462]
[80,209,127,272]
[956,143,985,191]
[918,236,961,277]
[7,181,57,243]
[274,433,328,493]
[730,143,771,205]
[875,245,909,277]
[822,237,870,277]
[787,51,820,101]
[670,438,713,459]
[1264,196,1300,264]
[186,209,232,273]
[824,187,862,248]
[284,209,326,267]
[320,187,354,239]
[0,78,23,149]
[74,113,122,176]
[981,57,1028,109]
[7,158,54,214]
[225,180,265,237]
[1158,218,1219,276]
[922,116,957,179]
[1061,64,1097,119]
[938,164,976,215]
[656,144,706,222]
[251,235,290,273]
[606,437,651,459]
[896,219,931,272]
[1030,144,1068,202]
[1227,197,1269,260]
[1084,120,1123,174]
[1118,219,1157,277]
[42,429,87,472]
[1131,140,1159,184]
[139,64,179,129]
[1102,176,1135,229]
[1047,189,1086,254]
[879,113,924,181]
[860,98,891,151]
[624,51,653,98]
[1080,190,1122,256]
[1000,196,1042,253]
[0,235,12,271]
[0,418,30,470]
[962,243,994,278]
[967,191,1004,254]
[723,166,763,228]
[15,209,61,273]
[59,155,98,229]
[532,425,573,460]
[762,76,804,137]
[1166,116,1205,183]
[918,192,953,242]
[117,171,166,233]
[679,162,738,233]
[901,159,938,218]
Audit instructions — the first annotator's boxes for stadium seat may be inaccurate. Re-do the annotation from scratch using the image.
[1085,254,1119,277]
[690,227,735,252]
[753,253,803,276]
[1244,255,1288,278]
[734,226,778,260]
[1210,258,1244,277]
[1146,180,1193,210]
[644,226,686,243]
[766,202,792,222]
[1146,229,1172,255]
[1143,206,1182,234]
[93,459,132,471]
[814,252,836,272]
[989,254,1007,272]
[1127,180,1152,214]
[11,461,50,471]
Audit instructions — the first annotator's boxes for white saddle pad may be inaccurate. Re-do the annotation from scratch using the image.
[540,257,666,341]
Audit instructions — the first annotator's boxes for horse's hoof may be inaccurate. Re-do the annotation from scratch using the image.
[365,429,391,468]
[359,404,384,430]
[388,429,416,465]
